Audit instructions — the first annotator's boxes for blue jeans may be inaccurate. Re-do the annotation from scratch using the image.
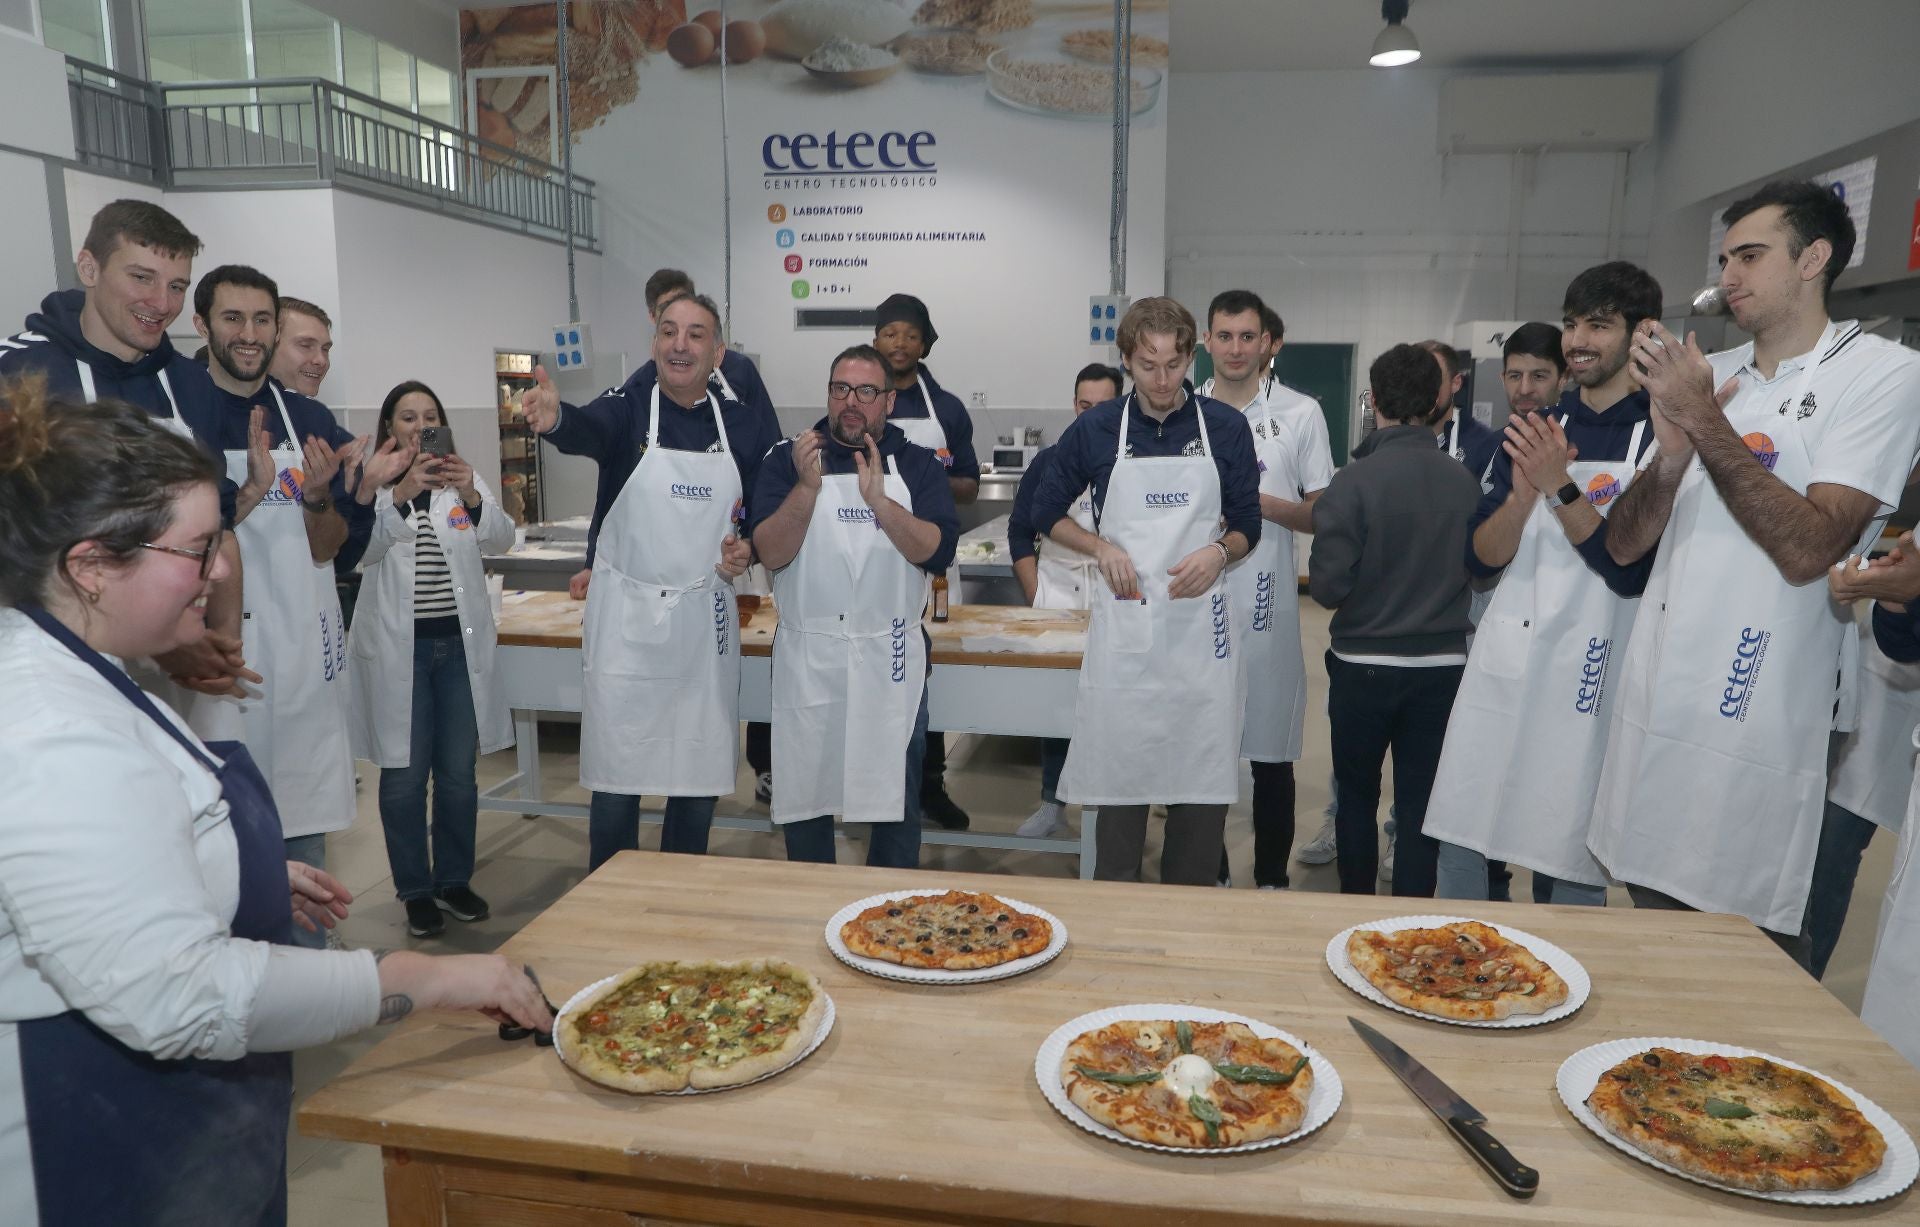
[588,793,718,869]
[1806,800,1879,980]
[376,635,479,902]
[1434,841,1607,906]
[284,832,329,949]
[1039,738,1070,804]
[782,685,929,869]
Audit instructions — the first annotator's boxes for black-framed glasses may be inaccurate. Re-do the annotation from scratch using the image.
[827,381,886,405]
[137,528,226,580]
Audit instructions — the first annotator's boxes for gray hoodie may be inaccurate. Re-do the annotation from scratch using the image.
[1308,423,1481,656]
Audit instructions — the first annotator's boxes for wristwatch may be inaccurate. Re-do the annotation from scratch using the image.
[1552,481,1582,508]
[1212,540,1232,563]
[301,492,332,514]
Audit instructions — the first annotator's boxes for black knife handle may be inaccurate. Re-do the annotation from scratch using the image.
[1446,1115,1539,1198]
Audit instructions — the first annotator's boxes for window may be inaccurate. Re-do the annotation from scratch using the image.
[145,0,247,85]
[416,60,454,127]
[249,0,335,81]
[42,0,112,65]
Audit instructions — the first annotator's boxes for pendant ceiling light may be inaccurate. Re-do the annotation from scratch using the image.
[1370,0,1421,67]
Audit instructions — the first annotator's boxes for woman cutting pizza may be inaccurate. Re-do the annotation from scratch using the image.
[0,381,550,1225]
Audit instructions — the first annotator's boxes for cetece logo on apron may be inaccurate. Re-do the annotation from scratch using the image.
[446,504,472,531]
[1720,626,1771,721]
[1585,473,1621,507]
[1742,433,1781,473]
[1252,570,1275,633]
[670,483,715,501]
[263,467,305,505]
[889,618,908,682]
[1211,591,1231,659]
[319,608,346,681]
[712,589,730,657]
[1575,636,1611,715]
[836,506,877,524]
[1144,492,1192,508]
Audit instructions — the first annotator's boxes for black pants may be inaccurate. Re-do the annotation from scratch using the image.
[745,721,771,774]
[1326,652,1463,897]
[1219,760,1296,888]
[1806,800,1878,981]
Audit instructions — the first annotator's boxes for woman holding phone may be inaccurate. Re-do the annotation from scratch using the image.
[348,381,515,938]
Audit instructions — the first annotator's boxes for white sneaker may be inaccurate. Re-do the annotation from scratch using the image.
[1295,816,1338,865]
[1380,842,1395,881]
[1015,802,1066,838]
[753,771,772,805]
[1258,884,1282,892]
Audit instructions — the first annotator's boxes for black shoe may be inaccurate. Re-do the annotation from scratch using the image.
[434,886,491,922]
[920,791,970,831]
[405,897,445,938]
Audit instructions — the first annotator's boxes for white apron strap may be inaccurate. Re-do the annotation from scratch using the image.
[75,359,96,403]
[709,364,739,403]
[268,384,300,453]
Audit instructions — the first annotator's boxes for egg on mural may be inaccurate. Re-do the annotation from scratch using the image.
[667,21,718,66]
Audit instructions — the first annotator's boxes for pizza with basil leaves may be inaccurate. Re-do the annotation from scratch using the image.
[560,959,826,1093]
[1060,1019,1313,1148]
[1586,1048,1886,1192]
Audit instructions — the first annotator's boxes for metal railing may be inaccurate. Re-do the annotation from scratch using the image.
[64,60,597,248]
[66,59,166,184]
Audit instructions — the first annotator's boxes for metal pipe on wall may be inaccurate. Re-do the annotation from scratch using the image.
[1108,0,1132,294]
[558,0,579,322]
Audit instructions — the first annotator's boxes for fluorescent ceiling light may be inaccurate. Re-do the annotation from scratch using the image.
[1370,0,1421,67]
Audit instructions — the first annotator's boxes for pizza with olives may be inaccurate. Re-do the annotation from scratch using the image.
[1059,1019,1314,1149]
[1585,1048,1886,1192]
[1345,920,1568,1021]
[559,959,826,1093]
[839,890,1053,970]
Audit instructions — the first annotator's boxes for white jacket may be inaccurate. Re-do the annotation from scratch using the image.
[347,480,516,766]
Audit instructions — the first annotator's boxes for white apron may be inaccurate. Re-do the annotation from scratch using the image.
[1210,378,1309,764]
[1861,723,1920,1068]
[1058,397,1246,805]
[891,374,952,469]
[770,453,929,824]
[1033,482,1099,610]
[579,387,742,796]
[1827,615,1920,832]
[1425,420,1649,886]
[1589,325,1861,932]
[191,386,354,838]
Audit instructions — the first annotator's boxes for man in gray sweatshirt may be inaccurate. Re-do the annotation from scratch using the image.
[1309,344,1482,896]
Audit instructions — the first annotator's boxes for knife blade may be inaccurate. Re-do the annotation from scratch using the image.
[1348,1016,1539,1198]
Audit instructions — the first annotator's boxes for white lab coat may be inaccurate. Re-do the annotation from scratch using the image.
[347,480,516,767]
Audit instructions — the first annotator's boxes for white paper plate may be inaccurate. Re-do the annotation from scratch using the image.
[552,971,835,1096]
[825,888,1069,984]
[1034,1003,1342,1155]
[1555,1036,1918,1205]
[1325,914,1591,1029]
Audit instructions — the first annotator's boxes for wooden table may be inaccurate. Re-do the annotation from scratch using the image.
[298,855,1920,1225]
[486,592,1099,874]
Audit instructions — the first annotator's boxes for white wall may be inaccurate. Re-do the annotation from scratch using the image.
[301,0,458,70]
[1167,69,1654,445]
[1,152,60,331]
[329,189,600,502]
[1653,0,1920,215]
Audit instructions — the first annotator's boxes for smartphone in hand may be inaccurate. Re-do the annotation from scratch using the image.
[418,426,452,456]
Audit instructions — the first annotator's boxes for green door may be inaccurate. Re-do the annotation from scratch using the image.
[1273,343,1355,466]
[1191,343,1355,465]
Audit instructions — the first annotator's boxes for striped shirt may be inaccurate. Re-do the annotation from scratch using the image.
[410,501,458,619]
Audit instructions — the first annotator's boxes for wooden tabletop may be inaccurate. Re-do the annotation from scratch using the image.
[298,855,1919,1225]
[495,590,1089,669]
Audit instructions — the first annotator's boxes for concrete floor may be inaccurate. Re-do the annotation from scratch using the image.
[286,599,1900,1224]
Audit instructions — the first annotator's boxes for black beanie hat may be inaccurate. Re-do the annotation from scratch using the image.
[874,292,937,355]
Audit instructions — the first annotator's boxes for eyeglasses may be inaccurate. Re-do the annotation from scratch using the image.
[827,382,887,405]
[138,529,226,580]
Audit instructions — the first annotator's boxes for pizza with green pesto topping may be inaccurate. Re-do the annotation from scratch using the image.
[560,959,826,1092]
[1060,1019,1314,1148]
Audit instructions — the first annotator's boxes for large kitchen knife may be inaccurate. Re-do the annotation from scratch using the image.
[1348,1016,1539,1198]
